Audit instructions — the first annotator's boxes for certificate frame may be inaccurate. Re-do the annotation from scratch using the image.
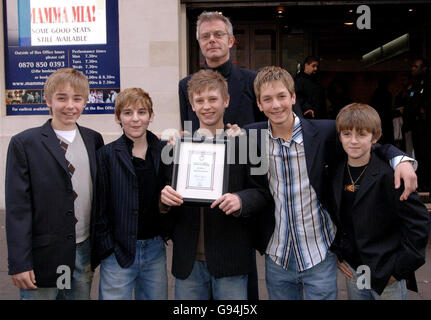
[171,137,230,205]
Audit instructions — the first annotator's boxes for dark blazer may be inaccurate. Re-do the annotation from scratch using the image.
[166,136,274,280]
[244,119,410,255]
[5,119,104,287]
[179,64,262,132]
[95,131,170,268]
[329,152,431,295]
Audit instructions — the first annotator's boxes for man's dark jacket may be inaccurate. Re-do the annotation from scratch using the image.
[294,71,327,119]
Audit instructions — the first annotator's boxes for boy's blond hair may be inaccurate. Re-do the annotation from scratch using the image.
[114,88,153,120]
[196,11,233,40]
[187,69,229,104]
[254,66,295,103]
[44,68,89,104]
[336,103,382,141]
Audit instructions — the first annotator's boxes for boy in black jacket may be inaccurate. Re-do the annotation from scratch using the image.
[95,88,169,300]
[331,103,431,299]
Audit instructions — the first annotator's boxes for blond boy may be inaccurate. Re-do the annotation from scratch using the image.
[6,68,104,300]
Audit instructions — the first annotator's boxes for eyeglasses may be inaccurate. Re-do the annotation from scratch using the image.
[199,31,228,41]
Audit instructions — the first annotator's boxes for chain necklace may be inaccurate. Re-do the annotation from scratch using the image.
[346,165,368,192]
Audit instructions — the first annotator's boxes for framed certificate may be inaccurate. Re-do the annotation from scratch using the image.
[171,137,229,205]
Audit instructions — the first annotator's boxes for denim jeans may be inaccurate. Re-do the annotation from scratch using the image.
[265,249,338,300]
[344,262,407,300]
[99,237,168,300]
[175,261,248,300]
[20,237,93,300]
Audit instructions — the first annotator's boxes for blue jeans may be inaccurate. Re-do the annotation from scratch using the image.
[175,261,248,300]
[99,237,167,300]
[20,237,93,300]
[344,262,407,300]
[265,249,338,300]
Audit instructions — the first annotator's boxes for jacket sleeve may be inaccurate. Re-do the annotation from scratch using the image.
[391,181,431,280]
[294,75,316,114]
[158,143,176,238]
[5,136,34,275]
[235,135,274,218]
[179,80,189,131]
[95,132,105,150]
[373,143,409,161]
[95,148,114,258]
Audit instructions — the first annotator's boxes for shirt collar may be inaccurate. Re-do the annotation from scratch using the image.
[122,130,158,156]
[267,112,303,146]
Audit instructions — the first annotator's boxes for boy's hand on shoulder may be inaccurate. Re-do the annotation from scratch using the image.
[167,131,190,146]
[11,270,37,290]
[394,161,417,201]
[161,186,183,207]
[211,193,241,215]
[225,123,245,137]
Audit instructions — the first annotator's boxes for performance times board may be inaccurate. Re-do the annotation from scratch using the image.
[4,0,120,115]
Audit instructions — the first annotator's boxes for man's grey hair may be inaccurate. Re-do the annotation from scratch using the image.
[196,11,234,40]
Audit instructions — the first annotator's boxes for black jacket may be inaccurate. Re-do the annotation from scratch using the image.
[165,136,274,279]
[5,120,104,287]
[95,131,170,268]
[329,152,431,295]
[294,72,327,119]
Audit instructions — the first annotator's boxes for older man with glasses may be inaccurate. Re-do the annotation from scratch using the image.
[179,11,264,134]
[178,11,262,300]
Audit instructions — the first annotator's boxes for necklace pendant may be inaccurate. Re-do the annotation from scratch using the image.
[346,184,355,192]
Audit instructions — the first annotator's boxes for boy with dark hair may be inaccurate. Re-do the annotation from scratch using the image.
[332,103,430,299]
[5,68,104,300]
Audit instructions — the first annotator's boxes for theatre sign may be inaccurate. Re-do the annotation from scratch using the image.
[3,0,120,115]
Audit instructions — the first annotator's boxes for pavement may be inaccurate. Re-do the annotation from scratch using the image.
[2,209,431,300]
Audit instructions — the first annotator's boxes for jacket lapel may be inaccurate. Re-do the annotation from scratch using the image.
[40,120,69,176]
[78,124,97,184]
[115,136,136,176]
[301,119,321,182]
[353,153,379,207]
[147,131,161,175]
[331,160,346,220]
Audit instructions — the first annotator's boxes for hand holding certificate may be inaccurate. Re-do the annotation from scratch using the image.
[210,193,241,215]
[170,137,230,205]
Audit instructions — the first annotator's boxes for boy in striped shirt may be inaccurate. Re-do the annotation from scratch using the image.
[246,66,417,299]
